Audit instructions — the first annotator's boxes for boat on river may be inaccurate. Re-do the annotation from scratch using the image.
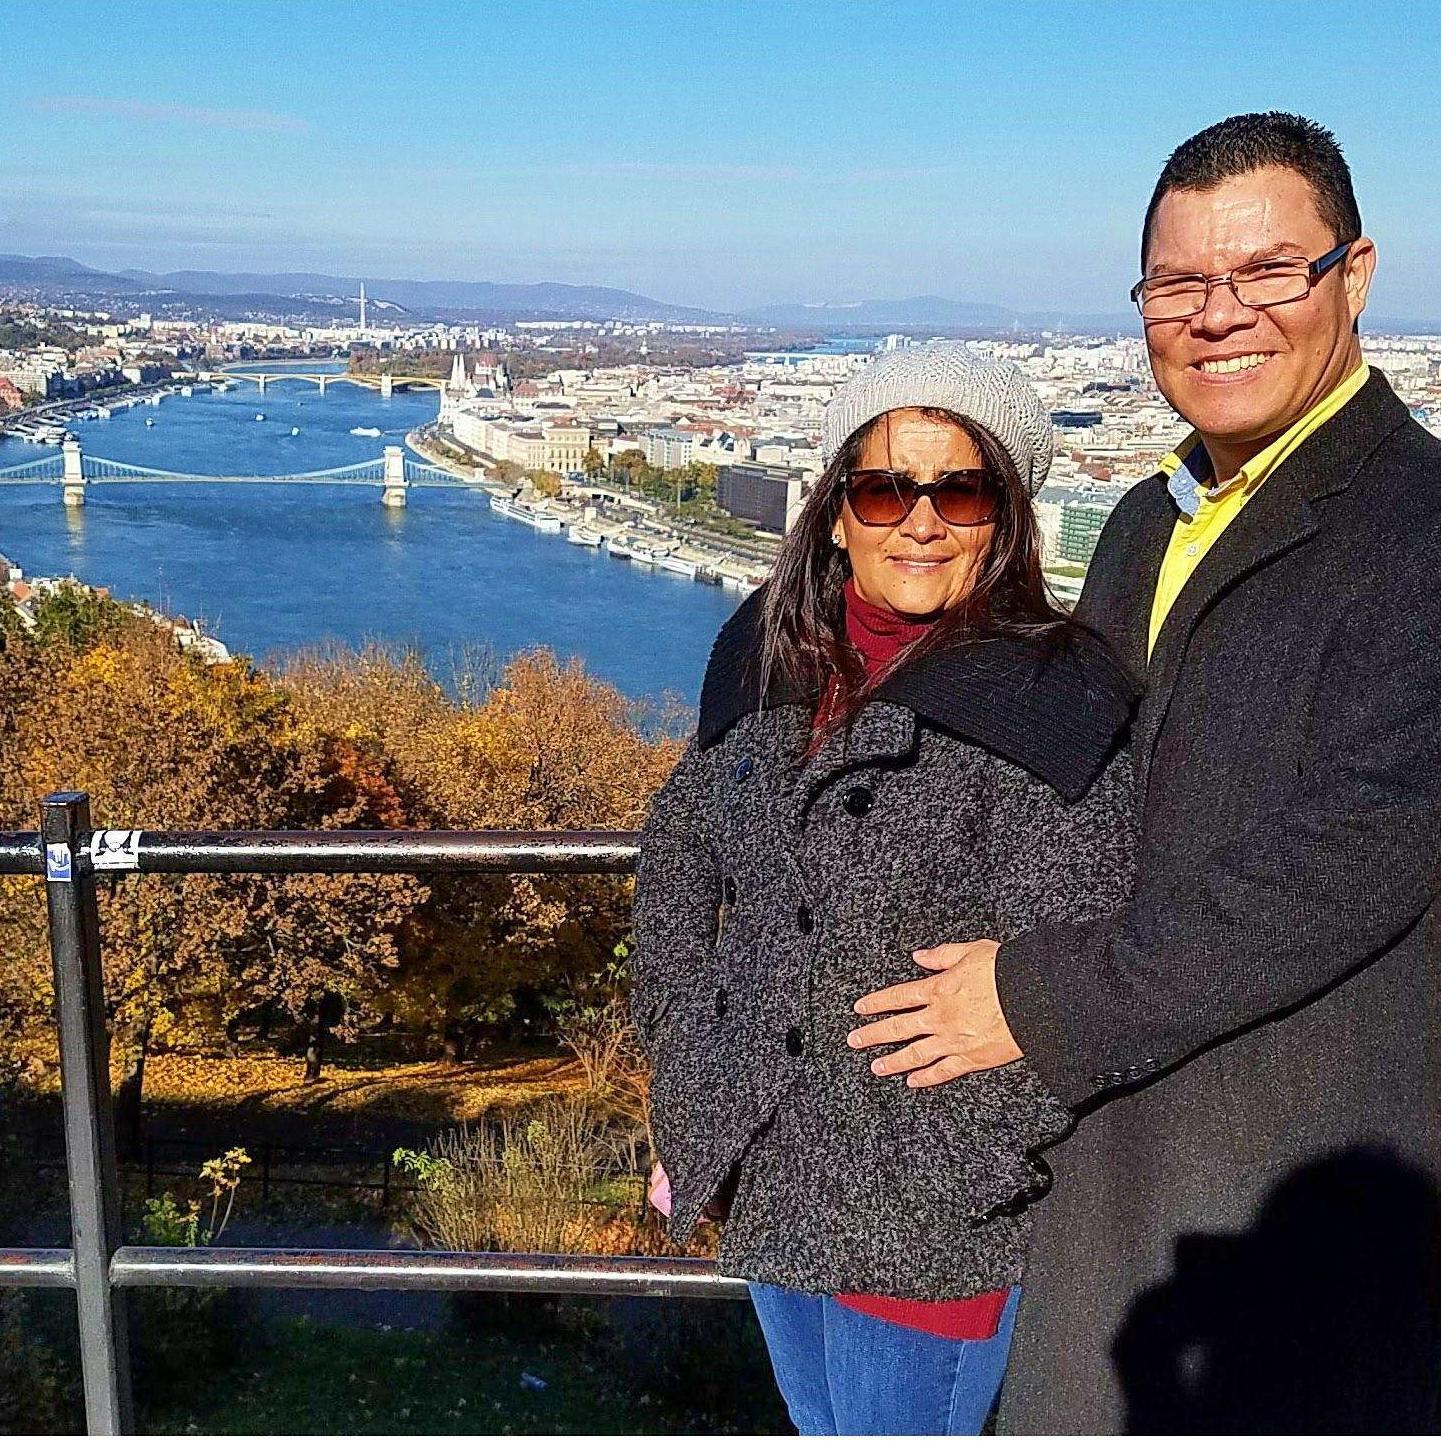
[654,552,699,578]
[489,494,564,533]
[565,524,604,548]
[629,541,679,569]
[11,420,68,444]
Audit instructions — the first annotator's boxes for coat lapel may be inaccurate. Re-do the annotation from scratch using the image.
[1077,474,1175,682]
[1136,371,1412,793]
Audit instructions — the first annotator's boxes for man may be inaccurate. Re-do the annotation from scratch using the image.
[850,112,1441,1431]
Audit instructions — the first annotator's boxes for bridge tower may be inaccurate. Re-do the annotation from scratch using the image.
[381,445,408,508]
[380,374,394,400]
[317,375,328,395]
[256,373,268,394]
[62,438,86,508]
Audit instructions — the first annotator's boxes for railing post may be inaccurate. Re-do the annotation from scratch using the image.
[42,791,134,1435]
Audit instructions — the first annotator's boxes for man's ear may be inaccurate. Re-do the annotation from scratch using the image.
[1345,236,1377,326]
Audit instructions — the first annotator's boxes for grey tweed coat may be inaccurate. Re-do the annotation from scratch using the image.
[630,594,1138,1298]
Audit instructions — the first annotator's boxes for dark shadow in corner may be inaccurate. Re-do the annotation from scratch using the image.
[1113,1146,1441,1434]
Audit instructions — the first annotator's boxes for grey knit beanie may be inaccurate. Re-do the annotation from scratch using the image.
[822,341,1054,494]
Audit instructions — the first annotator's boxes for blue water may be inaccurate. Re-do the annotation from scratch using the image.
[0,364,740,703]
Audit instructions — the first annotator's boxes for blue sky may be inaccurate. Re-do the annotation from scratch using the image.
[4,0,1439,318]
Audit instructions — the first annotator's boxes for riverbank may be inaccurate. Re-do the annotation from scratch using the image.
[0,376,197,444]
[405,425,774,595]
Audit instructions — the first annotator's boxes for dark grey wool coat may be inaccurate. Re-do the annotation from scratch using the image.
[630,598,1137,1298]
[996,372,1441,1434]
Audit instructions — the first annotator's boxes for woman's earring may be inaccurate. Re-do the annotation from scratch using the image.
[831,532,843,547]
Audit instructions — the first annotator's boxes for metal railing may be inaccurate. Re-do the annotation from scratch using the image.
[0,792,747,1435]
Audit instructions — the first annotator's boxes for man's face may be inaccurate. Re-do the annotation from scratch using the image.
[1143,165,1374,449]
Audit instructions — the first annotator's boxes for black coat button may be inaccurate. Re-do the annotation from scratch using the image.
[733,757,753,781]
[785,1026,804,1057]
[843,785,875,817]
[722,876,738,905]
[796,904,814,935]
[714,987,728,1018]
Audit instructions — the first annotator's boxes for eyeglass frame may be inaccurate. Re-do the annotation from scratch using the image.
[1129,240,1352,321]
[841,467,1001,528]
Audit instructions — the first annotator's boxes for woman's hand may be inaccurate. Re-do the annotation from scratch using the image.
[847,939,1022,1087]
[648,1160,733,1222]
[648,1162,673,1218]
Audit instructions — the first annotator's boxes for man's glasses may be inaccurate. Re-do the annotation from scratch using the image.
[1130,241,1351,322]
[843,468,1001,528]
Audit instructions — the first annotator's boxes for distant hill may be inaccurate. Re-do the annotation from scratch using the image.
[0,253,147,293]
[0,254,728,324]
[117,268,729,323]
[0,255,724,324]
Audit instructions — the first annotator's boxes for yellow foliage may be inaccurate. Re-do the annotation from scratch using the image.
[64,643,124,690]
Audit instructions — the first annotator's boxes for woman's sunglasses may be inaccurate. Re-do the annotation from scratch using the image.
[843,468,1001,528]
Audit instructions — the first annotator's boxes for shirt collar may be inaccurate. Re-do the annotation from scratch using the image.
[1157,362,1371,520]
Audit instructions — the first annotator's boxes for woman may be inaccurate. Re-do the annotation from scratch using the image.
[630,342,1137,1435]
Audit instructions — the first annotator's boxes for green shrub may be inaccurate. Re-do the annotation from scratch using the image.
[129,1149,259,1407]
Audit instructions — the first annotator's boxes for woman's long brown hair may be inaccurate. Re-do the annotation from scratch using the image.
[761,407,1071,741]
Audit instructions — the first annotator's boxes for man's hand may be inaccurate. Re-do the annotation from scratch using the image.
[847,939,1022,1087]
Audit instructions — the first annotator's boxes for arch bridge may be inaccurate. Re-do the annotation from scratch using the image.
[201,370,446,398]
[0,439,464,509]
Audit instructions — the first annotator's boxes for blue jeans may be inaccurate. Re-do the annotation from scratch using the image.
[748,1283,1020,1436]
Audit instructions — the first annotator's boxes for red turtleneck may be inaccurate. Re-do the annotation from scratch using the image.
[823,578,1011,1342]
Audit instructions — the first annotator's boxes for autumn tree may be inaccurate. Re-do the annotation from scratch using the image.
[0,591,424,1115]
[283,645,679,1058]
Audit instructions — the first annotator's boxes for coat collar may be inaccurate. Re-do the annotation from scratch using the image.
[698,589,1139,803]
[1137,369,1412,789]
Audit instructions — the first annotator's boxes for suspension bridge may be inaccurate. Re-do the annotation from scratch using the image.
[0,440,466,509]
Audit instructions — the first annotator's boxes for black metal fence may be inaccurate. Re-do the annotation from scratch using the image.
[0,791,746,1435]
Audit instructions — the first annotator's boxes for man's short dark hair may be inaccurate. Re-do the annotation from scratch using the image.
[1141,112,1362,267]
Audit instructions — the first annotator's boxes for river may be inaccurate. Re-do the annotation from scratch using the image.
[0,363,742,703]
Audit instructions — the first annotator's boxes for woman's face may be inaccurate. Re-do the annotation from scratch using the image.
[835,408,996,619]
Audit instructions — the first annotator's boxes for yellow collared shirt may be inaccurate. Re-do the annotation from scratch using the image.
[1147,363,1370,659]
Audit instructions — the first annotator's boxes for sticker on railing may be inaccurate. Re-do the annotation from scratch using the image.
[45,843,72,881]
[91,830,142,871]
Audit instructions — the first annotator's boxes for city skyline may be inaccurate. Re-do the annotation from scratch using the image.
[6,1,1441,319]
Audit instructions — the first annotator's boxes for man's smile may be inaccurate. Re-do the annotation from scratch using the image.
[1191,351,1277,380]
